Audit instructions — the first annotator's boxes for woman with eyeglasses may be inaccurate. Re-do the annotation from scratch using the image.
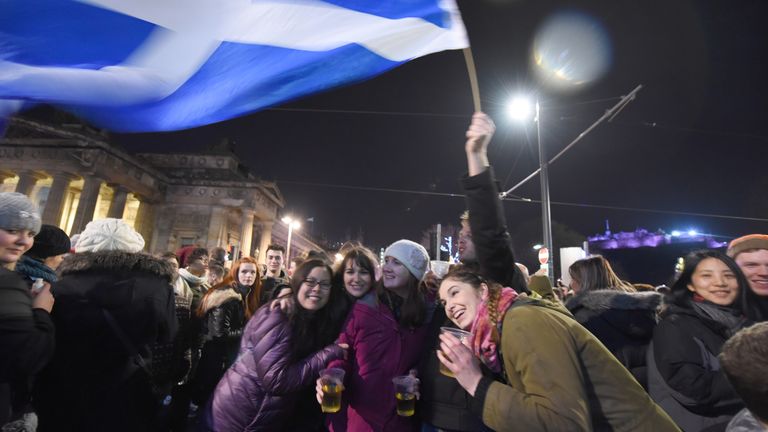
[318,240,431,432]
[205,259,350,431]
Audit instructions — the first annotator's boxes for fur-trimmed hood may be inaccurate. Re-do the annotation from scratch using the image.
[566,289,662,312]
[58,250,175,284]
[566,289,662,340]
[199,287,242,315]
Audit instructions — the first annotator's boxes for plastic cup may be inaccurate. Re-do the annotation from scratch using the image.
[319,368,345,413]
[392,375,419,416]
[430,260,451,279]
[438,327,471,377]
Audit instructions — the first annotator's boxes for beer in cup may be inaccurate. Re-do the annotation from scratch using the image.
[438,327,471,377]
[392,375,419,417]
[319,368,345,413]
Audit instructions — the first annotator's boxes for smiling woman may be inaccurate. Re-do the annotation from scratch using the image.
[648,250,750,430]
[206,259,350,431]
[0,192,55,427]
[435,265,679,431]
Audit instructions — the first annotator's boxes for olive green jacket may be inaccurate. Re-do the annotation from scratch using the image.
[473,299,679,431]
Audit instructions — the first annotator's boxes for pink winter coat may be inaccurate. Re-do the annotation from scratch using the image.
[327,299,428,432]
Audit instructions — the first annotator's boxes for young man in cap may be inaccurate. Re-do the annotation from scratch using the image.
[728,234,768,321]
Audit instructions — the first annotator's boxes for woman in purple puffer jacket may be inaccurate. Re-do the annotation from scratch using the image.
[205,259,351,431]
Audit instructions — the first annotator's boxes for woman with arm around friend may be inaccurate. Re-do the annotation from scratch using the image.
[205,259,349,431]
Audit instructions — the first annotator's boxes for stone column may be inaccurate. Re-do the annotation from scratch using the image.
[14,171,46,197]
[207,206,229,249]
[257,221,274,264]
[70,176,102,234]
[133,197,156,249]
[107,185,129,219]
[41,172,76,227]
[240,209,255,258]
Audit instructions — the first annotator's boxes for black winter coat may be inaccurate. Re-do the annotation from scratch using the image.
[34,251,177,432]
[566,289,662,389]
[0,267,55,426]
[418,167,528,431]
[648,303,744,432]
[193,287,246,404]
[462,167,529,294]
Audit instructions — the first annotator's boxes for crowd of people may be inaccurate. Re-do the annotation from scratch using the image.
[1,113,767,432]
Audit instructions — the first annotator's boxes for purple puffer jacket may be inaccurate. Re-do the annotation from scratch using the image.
[208,305,344,431]
[327,300,428,432]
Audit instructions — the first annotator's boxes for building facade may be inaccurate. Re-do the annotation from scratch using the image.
[0,117,320,263]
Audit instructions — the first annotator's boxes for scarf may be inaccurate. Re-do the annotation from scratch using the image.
[15,255,58,283]
[470,287,519,373]
[691,294,745,337]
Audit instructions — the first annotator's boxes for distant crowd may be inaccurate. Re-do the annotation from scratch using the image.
[1,113,766,432]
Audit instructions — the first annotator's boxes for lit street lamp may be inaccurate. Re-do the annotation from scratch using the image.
[503,85,642,281]
[281,216,301,261]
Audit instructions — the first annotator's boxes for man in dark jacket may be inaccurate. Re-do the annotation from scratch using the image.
[419,113,530,432]
[34,218,176,432]
[0,192,55,429]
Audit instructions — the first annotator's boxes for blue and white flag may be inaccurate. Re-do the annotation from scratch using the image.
[0,0,468,132]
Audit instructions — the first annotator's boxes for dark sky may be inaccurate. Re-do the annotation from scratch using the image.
[111,0,768,255]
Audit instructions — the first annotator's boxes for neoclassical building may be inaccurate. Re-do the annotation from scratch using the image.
[0,117,320,263]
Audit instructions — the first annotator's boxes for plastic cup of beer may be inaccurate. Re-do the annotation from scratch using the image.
[438,327,471,378]
[392,375,419,417]
[319,368,345,413]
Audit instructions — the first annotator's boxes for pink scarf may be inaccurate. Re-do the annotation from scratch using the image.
[470,287,519,373]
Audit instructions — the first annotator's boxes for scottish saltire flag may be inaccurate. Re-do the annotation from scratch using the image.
[0,0,468,132]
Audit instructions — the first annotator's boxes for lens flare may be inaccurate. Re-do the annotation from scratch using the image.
[530,11,612,92]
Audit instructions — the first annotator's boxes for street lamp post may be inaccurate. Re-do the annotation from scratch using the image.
[535,100,554,280]
[281,216,301,262]
[504,85,643,282]
[507,98,554,280]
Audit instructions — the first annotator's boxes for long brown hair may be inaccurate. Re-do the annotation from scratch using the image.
[381,271,427,329]
[231,256,262,319]
[196,273,236,318]
[334,246,381,299]
[568,255,635,293]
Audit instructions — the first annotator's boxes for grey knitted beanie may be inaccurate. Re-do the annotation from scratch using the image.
[0,192,42,234]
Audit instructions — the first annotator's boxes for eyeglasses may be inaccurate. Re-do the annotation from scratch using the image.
[302,279,332,290]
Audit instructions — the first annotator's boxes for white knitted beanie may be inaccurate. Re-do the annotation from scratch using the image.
[384,239,430,281]
[76,218,145,253]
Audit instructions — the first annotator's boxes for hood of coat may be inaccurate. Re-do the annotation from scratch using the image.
[566,289,662,312]
[566,289,662,339]
[200,287,242,315]
[59,250,175,284]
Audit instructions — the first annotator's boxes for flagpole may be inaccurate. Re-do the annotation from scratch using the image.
[462,47,482,112]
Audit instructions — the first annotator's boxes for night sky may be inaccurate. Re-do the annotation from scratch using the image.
[108,0,768,263]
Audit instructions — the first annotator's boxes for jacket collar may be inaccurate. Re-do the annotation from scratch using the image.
[59,250,175,284]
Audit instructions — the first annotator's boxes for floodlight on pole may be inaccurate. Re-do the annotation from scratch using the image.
[506,97,534,122]
[281,216,301,261]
